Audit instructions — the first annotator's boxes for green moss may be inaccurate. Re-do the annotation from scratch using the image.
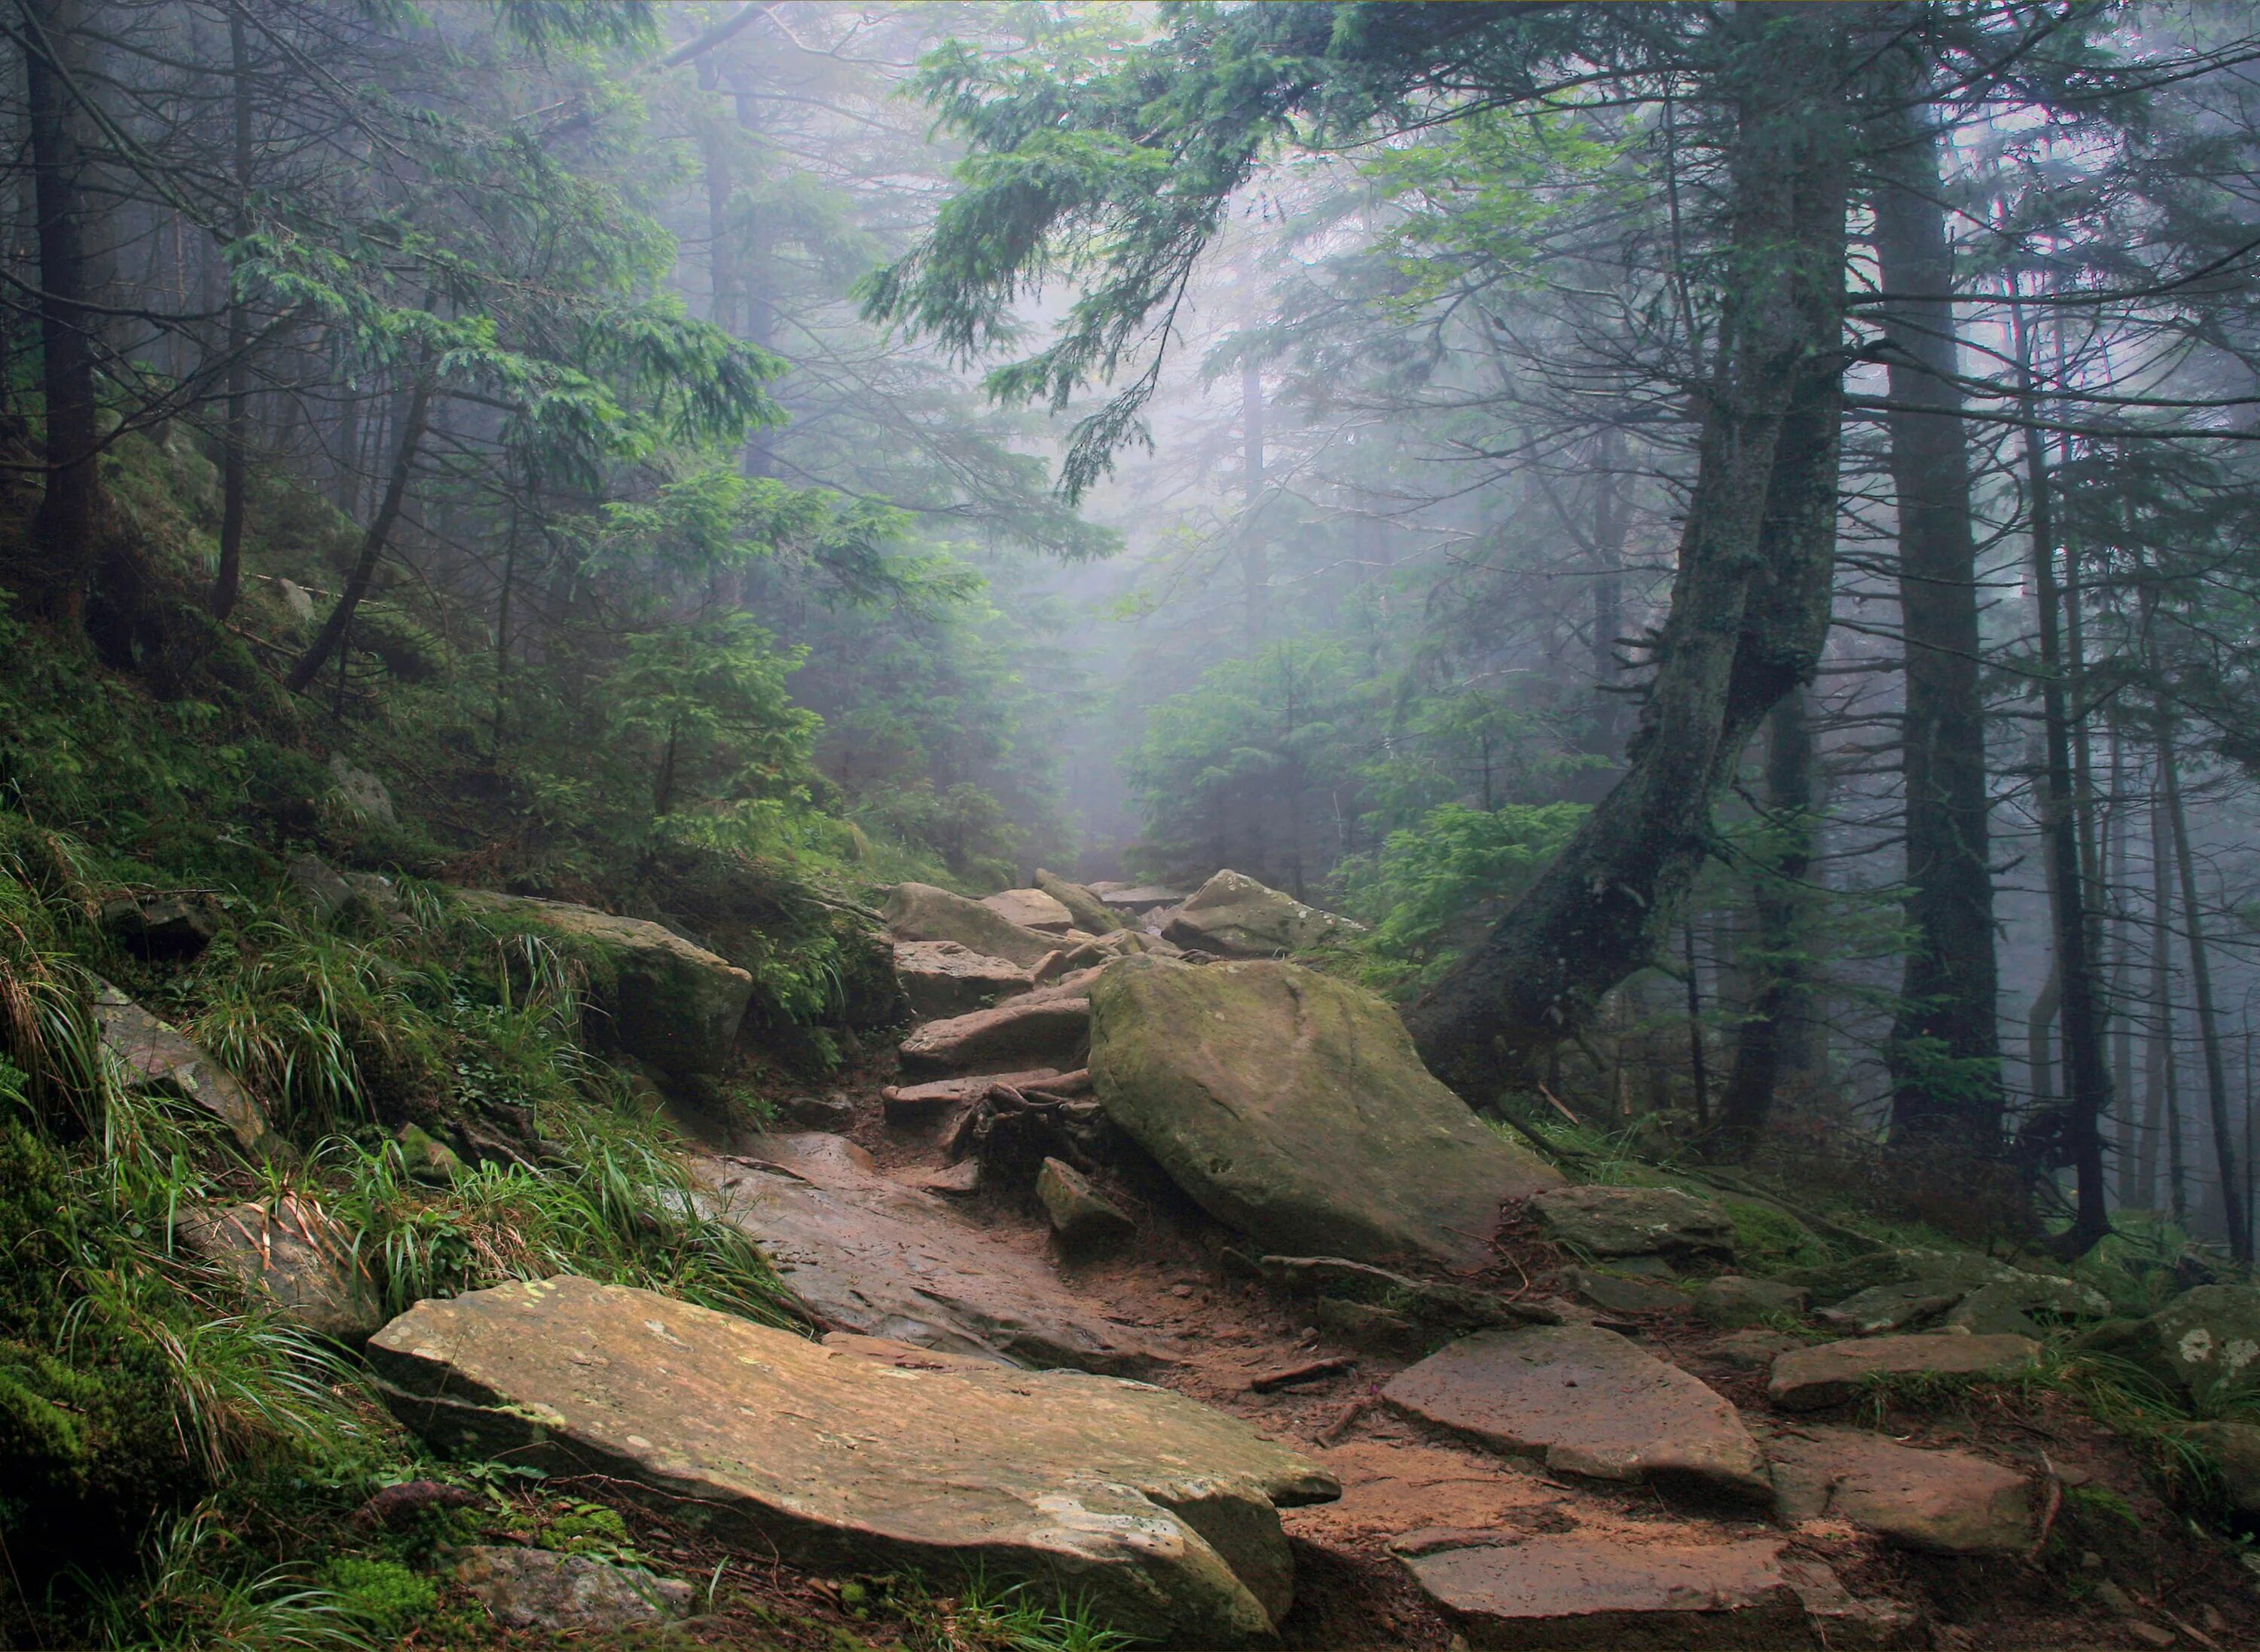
[319,1555,438,1635]
[1721,1199,1832,1274]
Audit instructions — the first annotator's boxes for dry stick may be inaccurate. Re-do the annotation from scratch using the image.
[1250,1356,1354,1394]
[1316,1391,1375,1447]
[2025,1452,2064,1565]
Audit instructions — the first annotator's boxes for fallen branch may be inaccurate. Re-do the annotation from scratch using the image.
[1251,1355,1354,1394]
[1315,1393,1374,1446]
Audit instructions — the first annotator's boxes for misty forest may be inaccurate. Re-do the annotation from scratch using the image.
[12,2,2260,1647]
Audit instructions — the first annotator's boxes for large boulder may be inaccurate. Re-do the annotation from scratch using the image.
[92,981,274,1154]
[1382,1325,1771,1501]
[883,882,1062,968]
[2145,1285,2260,1410]
[456,892,752,1078]
[890,940,1031,1021]
[1159,870,1363,957]
[1089,957,1561,1266]
[1034,870,1122,935]
[371,1277,1338,1645]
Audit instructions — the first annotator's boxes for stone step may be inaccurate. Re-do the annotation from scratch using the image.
[1767,1425,2032,1554]
[1767,1333,2041,1411]
[896,994,1091,1076]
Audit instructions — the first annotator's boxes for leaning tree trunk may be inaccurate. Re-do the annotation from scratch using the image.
[286,376,431,694]
[1406,12,1851,1099]
[1871,101,2004,1164]
[20,0,102,621]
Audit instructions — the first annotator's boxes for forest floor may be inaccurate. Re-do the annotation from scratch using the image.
[612,1050,2260,1652]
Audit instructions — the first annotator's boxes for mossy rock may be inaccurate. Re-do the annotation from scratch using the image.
[456,891,753,1078]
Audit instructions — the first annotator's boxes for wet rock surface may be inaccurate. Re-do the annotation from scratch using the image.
[1382,1325,1771,1501]
[896,992,1091,1076]
[889,939,1031,1020]
[1767,1425,2032,1553]
[372,1277,1338,1646]
[882,881,1062,967]
[698,1132,1156,1373]
[92,979,273,1153]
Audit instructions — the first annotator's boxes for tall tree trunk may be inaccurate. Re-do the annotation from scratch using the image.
[1406,13,1850,1098]
[2158,705,2247,1260]
[210,8,254,618]
[286,377,432,694]
[20,0,102,621]
[2136,772,2173,1209]
[2107,716,2138,1206]
[1714,686,1818,1158]
[1872,102,2003,1162]
[2016,316,2113,1254]
[1242,362,1267,643]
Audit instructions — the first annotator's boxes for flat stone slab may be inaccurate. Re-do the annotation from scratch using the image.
[1392,1531,1812,1649]
[897,994,1090,1076]
[1768,1333,2040,1411]
[93,981,273,1153]
[1526,1184,1736,1263]
[697,1136,1156,1373]
[981,887,1075,933]
[1382,1325,1770,1501]
[1768,1427,2032,1554]
[372,1278,1337,1645]
[891,940,1031,1021]
[1693,1275,1808,1329]
[1816,1281,1962,1336]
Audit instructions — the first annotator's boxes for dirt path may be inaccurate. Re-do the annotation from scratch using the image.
[661,1053,2260,1650]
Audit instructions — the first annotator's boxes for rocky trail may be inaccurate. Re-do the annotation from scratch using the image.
[346,871,2260,1648]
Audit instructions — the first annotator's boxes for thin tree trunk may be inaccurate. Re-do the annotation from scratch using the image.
[21,0,102,621]
[2158,706,2246,1260]
[210,8,253,618]
[1872,100,2002,1161]
[286,376,432,693]
[1683,917,1710,1131]
[2136,772,2173,1209]
[1242,361,1267,643]
[1407,14,1850,1097]
[1715,686,1817,1157]
[2016,314,2112,1254]
[2108,717,2138,1206]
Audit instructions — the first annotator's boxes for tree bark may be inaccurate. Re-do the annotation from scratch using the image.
[2136,771,2173,1210]
[2158,704,2246,1259]
[286,376,431,694]
[1871,102,2003,1162]
[1714,686,1818,1157]
[210,8,254,619]
[2015,316,2113,1255]
[1242,361,1267,643]
[1406,12,1850,1098]
[20,0,103,621]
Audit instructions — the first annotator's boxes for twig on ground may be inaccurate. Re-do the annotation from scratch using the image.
[1251,1355,1355,1393]
[1315,1391,1375,1446]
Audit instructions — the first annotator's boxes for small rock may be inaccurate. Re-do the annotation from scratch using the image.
[91,980,274,1154]
[1033,870,1122,935]
[176,1198,382,1342]
[1947,1274,2110,1336]
[454,1546,693,1633]
[2177,1421,2260,1515]
[286,854,357,922]
[1768,1427,2032,1553]
[2095,1580,2134,1611]
[2126,1620,2176,1647]
[99,893,219,958]
[1525,1184,1736,1264]
[1694,1275,1810,1329]
[897,994,1091,1076]
[275,577,316,624]
[1032,942,1112,985]
[777,1093,857,1131]
[328,756,398,828]
[1171,1282,1196,1299]
[981,887,1076,933]
[1768,1333,2041,1411]
[1816,1281,1963,1336]
[1565,1266,1685,1317]
[1383,1325,1771,1500]
[1037,1157,1135,1251]
[1703,1330,1803,1372]
[908,1159,982,1196]
[396,1122,463,1183]
[891,940,1034,1021]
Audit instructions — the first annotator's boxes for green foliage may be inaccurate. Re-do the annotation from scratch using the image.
[1342,802,1589,988]
[1718,1199,1833,1275]
[315,1556,434,1640]
[606,612,820,820]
